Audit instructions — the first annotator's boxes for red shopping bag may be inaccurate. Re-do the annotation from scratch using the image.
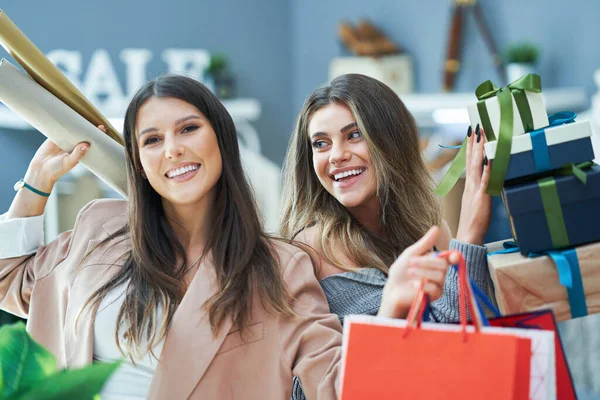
[488,311,577,400]
[339,251,532,400]
[469,274,577,399]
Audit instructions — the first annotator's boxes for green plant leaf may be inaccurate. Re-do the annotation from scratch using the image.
[504,41,540,64]
[0,322,57,397]
[6,361,120,400]
[208,53,228,75]
[0,359,4,395]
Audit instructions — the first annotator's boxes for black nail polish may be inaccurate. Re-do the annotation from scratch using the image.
[483,156,488,166]
[475,124,481,136]
[477,131,481,143]
[467,126,472,137]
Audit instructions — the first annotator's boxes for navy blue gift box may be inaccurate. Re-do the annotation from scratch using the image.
[501,136,594,182]
[484,114,595,183]
[502,164,600,255]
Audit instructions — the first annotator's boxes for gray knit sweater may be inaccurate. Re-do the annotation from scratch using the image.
[291,239,489,400]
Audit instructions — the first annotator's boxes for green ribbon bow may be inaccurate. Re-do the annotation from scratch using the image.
[434,74,542,197]
[538,162,594,249]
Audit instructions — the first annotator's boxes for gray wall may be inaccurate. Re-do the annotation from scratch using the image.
[2,0,600,212]
[0,0,293,211]
[292,0,600,112]
[0,129,45,212]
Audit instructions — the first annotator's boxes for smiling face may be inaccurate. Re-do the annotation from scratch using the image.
[135,96,223,211]
[308,102,378,213]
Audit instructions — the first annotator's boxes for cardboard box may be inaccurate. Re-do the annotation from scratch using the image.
[487,240,600,322]
[329,55,413,94]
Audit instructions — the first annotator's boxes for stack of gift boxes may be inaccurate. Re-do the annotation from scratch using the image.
[463,74,600,322]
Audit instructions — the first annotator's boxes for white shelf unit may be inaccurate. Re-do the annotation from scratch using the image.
[401,87,588,128]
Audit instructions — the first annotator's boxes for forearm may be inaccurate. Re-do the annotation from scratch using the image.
[429,239,489,323]
[6,169,54,219]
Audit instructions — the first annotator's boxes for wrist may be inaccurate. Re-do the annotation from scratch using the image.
[23,169,55,194]
[378,286,410,319]
[455,229,484,246]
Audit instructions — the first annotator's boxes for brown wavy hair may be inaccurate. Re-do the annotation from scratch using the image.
[80,75,293,358]
[280,74,442,273]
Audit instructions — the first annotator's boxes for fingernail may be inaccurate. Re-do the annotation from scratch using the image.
[467,126,472,137]
[475,124,480,135]
[484,155,488,166]
[477,131,481,143]
[81,144,89,151]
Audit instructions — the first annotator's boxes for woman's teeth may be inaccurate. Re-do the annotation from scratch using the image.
[167,164,199,178]
[334,168,365,181]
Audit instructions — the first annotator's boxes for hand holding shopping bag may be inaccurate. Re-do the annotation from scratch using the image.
[339,251,555,400]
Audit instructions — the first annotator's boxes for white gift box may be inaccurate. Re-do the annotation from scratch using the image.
[484,120,593,160]
[467,90,549,138]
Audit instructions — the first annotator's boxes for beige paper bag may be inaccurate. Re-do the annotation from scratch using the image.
[0,9,123,145]
[0,59,127,197]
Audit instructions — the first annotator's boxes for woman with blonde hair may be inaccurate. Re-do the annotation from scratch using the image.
[282,74,493,399]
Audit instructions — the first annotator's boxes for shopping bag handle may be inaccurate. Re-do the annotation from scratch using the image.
[420,274,498,325]
[405,251,484,338]
[469,273,501,325]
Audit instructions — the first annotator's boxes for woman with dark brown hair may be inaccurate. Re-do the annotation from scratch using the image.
[281,74,493,399]
[0,74,463,399]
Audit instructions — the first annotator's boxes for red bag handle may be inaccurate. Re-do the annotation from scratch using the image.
[403,250,484,340]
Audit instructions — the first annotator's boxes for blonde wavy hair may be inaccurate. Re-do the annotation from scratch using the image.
[280,74,442,273]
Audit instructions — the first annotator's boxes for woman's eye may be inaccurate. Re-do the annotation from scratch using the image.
[143,137,160,146]
[349,130,362,140]
[311,140,328,149]
[182,125,199,133]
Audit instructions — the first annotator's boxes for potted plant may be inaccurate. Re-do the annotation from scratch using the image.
[205,53,236,99]
[504,41,540,83]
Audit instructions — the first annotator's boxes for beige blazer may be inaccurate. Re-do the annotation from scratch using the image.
[0,199,342,399]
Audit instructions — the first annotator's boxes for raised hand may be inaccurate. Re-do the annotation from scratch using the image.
[378,226,461,319]
[455,125,492,245]
[26,139,90,192]
[6,127,103,218]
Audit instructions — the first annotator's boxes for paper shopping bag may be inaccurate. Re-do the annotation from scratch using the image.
[339,250,535,400]
[0,60,127,197]
[489,310,577,400]
[0,10,122,145]
[340,315,558,400]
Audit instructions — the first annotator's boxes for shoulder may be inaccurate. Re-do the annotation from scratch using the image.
[74,198,127,236]
[291,225,356,279]
[435,219,453,251]
[269,239,313,272]
[292,225,320,248]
